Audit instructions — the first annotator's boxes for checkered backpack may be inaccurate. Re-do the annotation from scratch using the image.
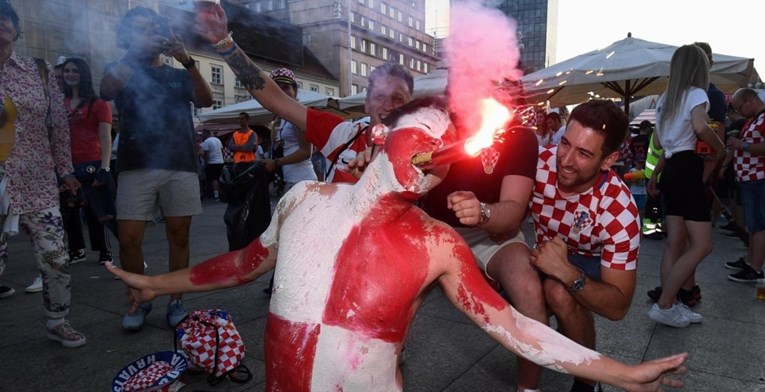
[174,309,252,386]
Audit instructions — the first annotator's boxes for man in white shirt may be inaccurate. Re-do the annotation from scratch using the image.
[547,112,566,145]
[201,129,224,199]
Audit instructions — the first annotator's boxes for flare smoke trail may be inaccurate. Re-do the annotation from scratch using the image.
[445,1,522,135]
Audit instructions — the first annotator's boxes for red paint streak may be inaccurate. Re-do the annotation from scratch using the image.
[265,313,320,392]
[323,201,430,342]
[453,241,507,323]
[386,128,438,192]
[189,239,269,286]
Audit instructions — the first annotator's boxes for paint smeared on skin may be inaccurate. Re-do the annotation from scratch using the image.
[323,200,431,342]
[189,239,269,285]
[482,306,601,374]
[265,313,320,391]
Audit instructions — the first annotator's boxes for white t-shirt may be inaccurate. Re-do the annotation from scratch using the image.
[201,136,224,164]
[276,120,317,184]
[655,87,709,158]
[550,124,566,145]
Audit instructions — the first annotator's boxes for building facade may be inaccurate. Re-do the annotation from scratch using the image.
[237,0,441,96]
[491,0,558,73]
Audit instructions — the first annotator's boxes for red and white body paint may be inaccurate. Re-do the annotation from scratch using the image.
[188,99,602,391]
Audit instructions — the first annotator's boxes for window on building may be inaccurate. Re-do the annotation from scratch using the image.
[397,10,402,22]
[408,16,413,27]
[389,6,396,19]
[297,81,304,89]
[277,0,286,8]
[367,0,374,8]
[350,12,355,23]
[415,40,420,50]
[350,35,356,49]
[399,32,404,42]
[370,42,376,56]
[399,53,404,65]
[422,43,428,53]
[388,28,395,39]
[409,58,415,69]
[368,20,374,31]
[380,2,387,15]
[352,60,358,74]
[416,60,421,71]
[212,99,223,110]
[415,19,421,30]
[352,84,358,95]
[360,16,366,27]
[211,65,223,84]
[254,2,261,12]
[235,78,243,88]
[381,25,387,35]
[310,84,319,92]
[325,87,335,96]
[360,63,368,76]
[360,39,367,52]
[382,47,388,60]
[423,62,429,73]
[408,37,413,46]
[264,0,273,11]
[370,65,375,73]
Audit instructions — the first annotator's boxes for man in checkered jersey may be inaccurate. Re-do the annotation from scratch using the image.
[515,100,640,392]
[726,89,765,283]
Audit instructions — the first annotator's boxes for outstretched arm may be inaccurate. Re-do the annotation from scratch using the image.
[435,239,686,391]
[107,237,277,312]
[195,4,308,130]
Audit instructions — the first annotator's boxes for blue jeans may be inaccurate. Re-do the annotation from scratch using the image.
[740,179,765,233]
[568,253,601,282]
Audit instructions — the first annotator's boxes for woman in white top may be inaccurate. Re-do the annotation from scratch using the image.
[646,45,724,328]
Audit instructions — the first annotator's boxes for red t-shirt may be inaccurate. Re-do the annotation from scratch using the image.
[305,108,369,183]
[65,97,112,164]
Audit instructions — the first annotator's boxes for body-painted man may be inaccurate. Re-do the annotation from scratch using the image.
[109,97,687,392]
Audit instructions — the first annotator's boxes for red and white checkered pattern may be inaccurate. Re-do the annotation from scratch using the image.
[177,309,246,378]
[734,112,765,183]
[122,361,174,392]
[529,147,641,270]
[480,146,500,174]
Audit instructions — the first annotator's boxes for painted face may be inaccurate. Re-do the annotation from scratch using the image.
[0,13,17,45]
[556,119,616,195]
[382,107,455,196]
[364,75,412,125]
[62,63,81,87]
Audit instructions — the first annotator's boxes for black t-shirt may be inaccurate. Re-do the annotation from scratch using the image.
[630,133,650,165]
[114,65,197,173]
[420,127,538,227]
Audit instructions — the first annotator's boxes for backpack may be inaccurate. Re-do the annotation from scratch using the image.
[174,309,252,386]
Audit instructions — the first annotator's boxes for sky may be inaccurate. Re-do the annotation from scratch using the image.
[426,0,765,77]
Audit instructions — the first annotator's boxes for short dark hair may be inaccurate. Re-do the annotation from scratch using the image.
[116,6,158,50]
[545,112,561,122]
[0,0,21,41]
[238,112,249,119]
[568,100,629,156]
[367,63,413,96]
[639,120,653,130]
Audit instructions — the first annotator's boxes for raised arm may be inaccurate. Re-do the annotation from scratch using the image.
[435,237,686,391]
[195,4,307,130]
[107,236,277,311]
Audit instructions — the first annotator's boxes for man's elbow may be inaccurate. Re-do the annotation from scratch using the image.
[603,304,630,321]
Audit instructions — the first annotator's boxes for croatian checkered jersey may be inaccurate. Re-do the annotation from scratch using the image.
[530,147,641,270]
[734,111,765,183]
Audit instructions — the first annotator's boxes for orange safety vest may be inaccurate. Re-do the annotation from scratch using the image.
[232,129,256,163]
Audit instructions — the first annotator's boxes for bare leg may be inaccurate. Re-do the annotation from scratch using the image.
[118,220,147,274]
[165,215,192,300]
[487,243,545,390]
[544,278,596,387]
[658,217,712,309]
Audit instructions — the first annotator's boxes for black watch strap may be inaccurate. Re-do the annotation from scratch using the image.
[182,57,195,69]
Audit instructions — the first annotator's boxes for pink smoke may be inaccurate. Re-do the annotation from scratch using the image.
[445,1,522,136]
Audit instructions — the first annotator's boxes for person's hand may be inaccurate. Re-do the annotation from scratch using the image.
[647,175,660,198]
[617,353,688,392]
[727,137,743,151]
[104,262,159,313]
[263,159,277,173]
[446,191,483,226]
[92,168,111,187]
[345,146,375,179]
[529,237,571,280]
[194,3,229,44]
[164,34,191,64]
[62,176,81,195]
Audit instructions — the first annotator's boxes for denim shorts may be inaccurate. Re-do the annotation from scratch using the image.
[739,179,765,233]
[568,253,602,282]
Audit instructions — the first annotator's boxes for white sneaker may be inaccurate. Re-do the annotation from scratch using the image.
[676,302,703,323]
[25,276,43,293]
[647,303,690,328]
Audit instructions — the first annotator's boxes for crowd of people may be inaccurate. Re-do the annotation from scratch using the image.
[0,1,763,391]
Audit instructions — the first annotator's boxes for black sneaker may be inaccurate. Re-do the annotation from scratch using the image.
[728,265,764,283]
[0,285,14,299]
[725,256,748,271]
[98,251,113,265]
[68,249,86,264]
[647,286,662,302]
[570,379,601,392]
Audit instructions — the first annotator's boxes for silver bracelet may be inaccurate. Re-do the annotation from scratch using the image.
[212,32,234,49]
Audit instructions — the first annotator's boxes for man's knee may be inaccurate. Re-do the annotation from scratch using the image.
[165,217,192,248]
[118,221,145,250]
[488,243,546,314]
[543,278,577,312]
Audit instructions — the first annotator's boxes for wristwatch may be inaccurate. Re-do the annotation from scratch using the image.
[100,167,110,172]
[182,56,196,69]
[478,202,491,225]
[568,272,587,292]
